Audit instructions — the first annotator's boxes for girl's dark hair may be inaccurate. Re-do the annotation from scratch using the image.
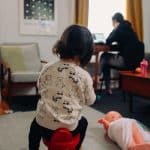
[52,25,94,66]
[112,12,124,23]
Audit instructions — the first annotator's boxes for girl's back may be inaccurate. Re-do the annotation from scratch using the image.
[36,60,95,131]
[29,25,95,150]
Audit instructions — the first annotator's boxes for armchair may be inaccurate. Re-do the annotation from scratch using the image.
[0,43,47,106]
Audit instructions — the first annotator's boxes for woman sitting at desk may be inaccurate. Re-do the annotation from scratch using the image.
[98,12,144,94]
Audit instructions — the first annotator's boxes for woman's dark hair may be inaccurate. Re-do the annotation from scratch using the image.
[112,12,124,23]
[53,24,94,66]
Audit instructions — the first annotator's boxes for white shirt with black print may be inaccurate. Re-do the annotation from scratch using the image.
[36,60,96,131]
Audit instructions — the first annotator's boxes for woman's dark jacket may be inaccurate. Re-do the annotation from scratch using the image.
[106,21,144,69]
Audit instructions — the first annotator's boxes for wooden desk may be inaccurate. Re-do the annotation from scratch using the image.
[120,71,150,112]
[93,44,110,90]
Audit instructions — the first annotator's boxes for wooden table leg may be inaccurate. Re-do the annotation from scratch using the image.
[122,91,126,103]
[93,52,99,90]
[129,93,133,113]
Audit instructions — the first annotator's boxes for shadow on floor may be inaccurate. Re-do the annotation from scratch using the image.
[12,95,39,112]
[11,89,150,127]
[91,89,150,128]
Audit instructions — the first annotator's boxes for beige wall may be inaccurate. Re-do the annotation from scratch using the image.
[143,0,150,52]
[0,0,150,59]
[0,0,74,63]
[0,0,75,95]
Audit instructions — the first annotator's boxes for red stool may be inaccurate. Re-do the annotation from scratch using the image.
[43,128,80,150]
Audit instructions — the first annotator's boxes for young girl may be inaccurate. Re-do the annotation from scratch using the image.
[29,25,96,150]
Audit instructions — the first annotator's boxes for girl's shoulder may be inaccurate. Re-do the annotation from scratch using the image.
[39,61,60,76]
[40,61,92,81]
[75,66,93,82]
[42,61,64,70]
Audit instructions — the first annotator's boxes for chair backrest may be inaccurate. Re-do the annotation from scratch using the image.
[131,41,145,69]
[0,43,42,73]
[43,128,80,150]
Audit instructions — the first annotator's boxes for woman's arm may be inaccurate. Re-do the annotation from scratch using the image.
[106,25,124,45]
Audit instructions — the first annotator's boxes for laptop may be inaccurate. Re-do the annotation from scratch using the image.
[92,33,106,44]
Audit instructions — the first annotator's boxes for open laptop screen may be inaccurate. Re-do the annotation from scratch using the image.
[92,33,106,44]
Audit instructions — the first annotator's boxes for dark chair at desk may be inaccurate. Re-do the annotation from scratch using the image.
[92,41,145,92]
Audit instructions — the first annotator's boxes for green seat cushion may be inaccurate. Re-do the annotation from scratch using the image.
[1,46,26,72]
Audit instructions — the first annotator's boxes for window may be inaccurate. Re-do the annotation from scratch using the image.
[88,0,126,38]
